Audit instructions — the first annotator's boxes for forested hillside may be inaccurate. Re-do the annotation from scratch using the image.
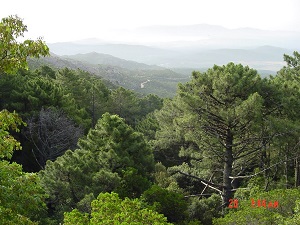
[28,53,190,97]
[1,15,300,225]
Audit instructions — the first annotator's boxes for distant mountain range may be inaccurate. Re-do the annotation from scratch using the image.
[47,42,292,72]
[47,24,299,72]
[33,24,300,96]
[62,52,163,70]
[70,24,300,49]
[127,24,300,49]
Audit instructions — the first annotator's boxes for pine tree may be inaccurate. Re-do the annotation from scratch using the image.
[155,63,277,207]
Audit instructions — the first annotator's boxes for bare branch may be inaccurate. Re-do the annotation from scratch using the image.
[177,171,223,194]
[201,172,215,195]
[24,108,83,168]
[184,193,213,198]
[230,154,300,179]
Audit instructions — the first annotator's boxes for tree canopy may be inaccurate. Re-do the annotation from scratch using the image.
[64,192,172,225]
[39,113,154,223]
[0,15,49,74]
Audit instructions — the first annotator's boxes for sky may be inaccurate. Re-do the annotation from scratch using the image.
[0,0,299,43]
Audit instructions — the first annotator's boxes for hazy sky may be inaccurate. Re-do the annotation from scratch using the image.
[1,0,299,43]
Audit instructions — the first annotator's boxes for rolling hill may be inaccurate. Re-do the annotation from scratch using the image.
[47,42,293,72]
[28,53,190,97]
[62,52,163,70]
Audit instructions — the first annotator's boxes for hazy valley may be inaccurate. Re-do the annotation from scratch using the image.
[34,25,298,97]
[41,25,299,97]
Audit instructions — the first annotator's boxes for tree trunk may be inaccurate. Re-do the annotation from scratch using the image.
[223,128,234,207]
[262,143,271,191]
[285,147,289,189]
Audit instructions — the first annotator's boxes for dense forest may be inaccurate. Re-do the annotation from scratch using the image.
[1,15,300,225]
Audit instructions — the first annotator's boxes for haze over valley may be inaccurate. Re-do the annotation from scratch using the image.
[39,24,299,96]
[48,24,299,72]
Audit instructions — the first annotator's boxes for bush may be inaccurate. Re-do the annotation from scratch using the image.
[141,185,188,223]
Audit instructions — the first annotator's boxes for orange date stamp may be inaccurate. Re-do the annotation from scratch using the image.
[228,198,279,209]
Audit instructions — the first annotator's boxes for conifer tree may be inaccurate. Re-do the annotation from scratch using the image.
[40,113,155,223]
[155,63,277,206]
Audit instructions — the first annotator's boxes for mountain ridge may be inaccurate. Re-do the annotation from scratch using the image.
[62,52,164,70]
[28,52,190,97]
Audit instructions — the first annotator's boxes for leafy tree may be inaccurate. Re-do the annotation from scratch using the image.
[153,162,183,193]
[0,110,47,224]
[213,207,284,225]
[0,15,49,74]
[0,69,88,123]
[0,109,24,158]
[0,16,50,223]
[64,192,172,225]
[0,161,48,224]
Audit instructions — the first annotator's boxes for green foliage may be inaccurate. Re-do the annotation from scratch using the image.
[63,209,90,225]
[78,112,154,176]
[153,98,187,167]
[0,109,25,159]
[283,51,300,71]
[154,63,271,201]
[0,15,49,74]
[0,110,47,224]
[213,207,284,225]
[38,65,56,79]
[283,200,300,225]
[108,87,141,126]
[153,162,183,193]
[213,188,300,225]
[136,112,160,141]
[0,15,50,223]
[0,161,47,224]
[116,167,152,198]
[39,148,121,222]
[139,94,163,117]
[187,194,222,225]
[0,70,89,127]
[64,192,172,225]
[56,68,109,128]
[141,185,188,223]
[262,53,300,189]
[40,113,154,223]
[0,70,89,170]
